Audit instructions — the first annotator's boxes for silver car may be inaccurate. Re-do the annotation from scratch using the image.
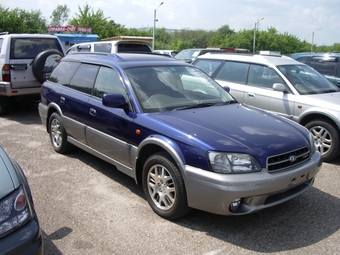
[192,52,340,161]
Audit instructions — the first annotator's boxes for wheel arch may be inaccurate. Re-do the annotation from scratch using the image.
[45,103,63,133]
[135,135,186,185]
[299,112,340,131]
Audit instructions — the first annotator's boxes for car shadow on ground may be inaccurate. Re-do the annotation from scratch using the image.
[175,186,340,253]
[65,148,340,253]
[1,100,41,125]
[42,227,73,255]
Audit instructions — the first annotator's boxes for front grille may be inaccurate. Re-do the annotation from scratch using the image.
[267,147,310,172]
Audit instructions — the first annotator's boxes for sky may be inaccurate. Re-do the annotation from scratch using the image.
[1,0,340,46]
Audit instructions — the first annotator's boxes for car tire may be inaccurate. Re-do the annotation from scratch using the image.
[32,50,64,84]
[142,152,191,220]
[49,113,73,154]
[305,118,340,162]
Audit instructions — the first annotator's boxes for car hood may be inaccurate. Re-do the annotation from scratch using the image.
[0,154,16,199]
[298,91,340,109]
[147,104,309,166]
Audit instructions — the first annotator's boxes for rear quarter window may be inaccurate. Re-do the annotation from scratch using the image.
[0,38,3,53]
[48,61,80,85]
[93,43,112,53]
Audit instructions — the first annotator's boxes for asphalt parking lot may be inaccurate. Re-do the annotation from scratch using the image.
[1,100,340,255]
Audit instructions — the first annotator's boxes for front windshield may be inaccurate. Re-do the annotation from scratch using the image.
[277,65,339,95]
[125,66,235,113]
[175,49,201,61]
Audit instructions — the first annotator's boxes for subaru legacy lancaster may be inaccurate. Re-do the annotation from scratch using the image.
[38,52,322,220]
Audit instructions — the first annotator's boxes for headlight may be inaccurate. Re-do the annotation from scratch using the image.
[208,152,261,174]
[0,186,31,238]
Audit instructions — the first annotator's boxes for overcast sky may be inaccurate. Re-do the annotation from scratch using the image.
[2,0,340,46]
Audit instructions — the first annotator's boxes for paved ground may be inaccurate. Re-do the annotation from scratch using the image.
[1,100,340,255]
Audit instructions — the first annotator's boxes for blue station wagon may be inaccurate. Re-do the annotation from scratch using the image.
[38,52,322,220]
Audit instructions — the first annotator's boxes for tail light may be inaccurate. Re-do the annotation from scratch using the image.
[2,64,11,82]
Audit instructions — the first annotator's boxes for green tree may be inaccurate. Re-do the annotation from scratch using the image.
[69,3,126,39]
[50,4,70,26]
[0,5,47,33]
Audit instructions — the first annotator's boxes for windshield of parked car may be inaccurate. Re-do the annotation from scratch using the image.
[277,65,339,95]
[126,66,235,113]
[175,49,201,61]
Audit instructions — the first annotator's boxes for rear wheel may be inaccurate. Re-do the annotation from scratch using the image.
[49,113,72,153]
[142,152,191,220]
[305,119,340,162]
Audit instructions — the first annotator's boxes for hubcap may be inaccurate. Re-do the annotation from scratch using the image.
[147,164,176,210]
[310,125,332,155]
[50,118,62,148]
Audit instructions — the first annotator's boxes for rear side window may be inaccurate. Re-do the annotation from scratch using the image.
[117,44,151,52]
[215,61,249,84]
[69,64,99,94]
[10,38,63,59]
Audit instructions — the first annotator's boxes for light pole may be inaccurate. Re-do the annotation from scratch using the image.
[152,2,164,51]
[311,27,321,52]
[253,17,264,54]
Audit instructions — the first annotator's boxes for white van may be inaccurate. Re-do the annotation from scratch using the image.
[66,36,153,55]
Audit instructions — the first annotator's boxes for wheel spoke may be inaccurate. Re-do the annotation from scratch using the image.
[310,125,332,156]
[147,164,176,210]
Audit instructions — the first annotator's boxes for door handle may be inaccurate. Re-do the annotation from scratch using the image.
[89,108,96,116]
[247,93,255,98]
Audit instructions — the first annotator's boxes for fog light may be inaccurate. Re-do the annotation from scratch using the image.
[229,199,241,212]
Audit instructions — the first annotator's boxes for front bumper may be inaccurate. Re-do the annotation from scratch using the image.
[183,151,322,216]
[0,218,43,255]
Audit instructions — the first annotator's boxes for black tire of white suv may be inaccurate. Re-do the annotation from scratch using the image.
[32,50,64,84]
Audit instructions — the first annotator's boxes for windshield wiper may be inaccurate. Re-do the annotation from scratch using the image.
[172,102,215,111]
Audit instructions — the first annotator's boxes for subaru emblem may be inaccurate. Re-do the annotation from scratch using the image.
[289,155,297,162]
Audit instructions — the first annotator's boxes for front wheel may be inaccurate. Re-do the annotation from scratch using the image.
[142,152,191,220]
[49,113,72,154]
[305,119,340,162]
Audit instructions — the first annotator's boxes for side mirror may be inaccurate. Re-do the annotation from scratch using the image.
[223,86,230,93]
[102,94,128,109]
[273,83,286,92]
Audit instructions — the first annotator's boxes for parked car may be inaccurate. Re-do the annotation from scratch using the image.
[66,36,152,55]
[0,32,65,115]
[192,51,340,161]
[174,48,226,63]
[153,50,180,57]
[38,52,321,220]
[291,52,340,88]
[0,145,43,254]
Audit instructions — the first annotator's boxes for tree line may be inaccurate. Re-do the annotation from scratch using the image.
[1,4,339,54]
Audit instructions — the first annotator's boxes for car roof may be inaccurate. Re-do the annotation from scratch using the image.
[0,33,59,39]
[196,52,306,66]
[62,52,192,69]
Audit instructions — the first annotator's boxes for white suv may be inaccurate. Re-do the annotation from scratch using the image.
[66,36,152,55]
[0,33,65,114]
[192,51,340,162]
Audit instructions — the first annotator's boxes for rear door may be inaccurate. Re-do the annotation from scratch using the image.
[9,37,64,88]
